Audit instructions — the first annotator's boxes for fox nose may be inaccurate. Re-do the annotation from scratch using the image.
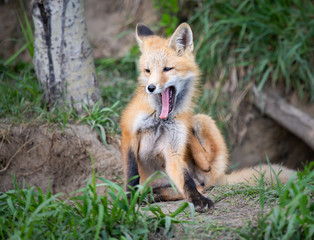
[147,84,156,93]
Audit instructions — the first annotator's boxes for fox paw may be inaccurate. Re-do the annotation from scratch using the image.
[191,194,214,213]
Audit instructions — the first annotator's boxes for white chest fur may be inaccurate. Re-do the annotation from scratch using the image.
[133,112,187,171]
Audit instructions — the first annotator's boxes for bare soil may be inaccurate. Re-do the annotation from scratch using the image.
[156,189,269,227]
[0,124,122,195]
[229,96,314,171]
[150,186,273,239]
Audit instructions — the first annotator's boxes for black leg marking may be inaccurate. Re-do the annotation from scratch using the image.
[126,148,139,192]
[183,168,213,212]
[183,168,198,193]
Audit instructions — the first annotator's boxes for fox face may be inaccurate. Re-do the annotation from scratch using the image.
[136,23,200,120]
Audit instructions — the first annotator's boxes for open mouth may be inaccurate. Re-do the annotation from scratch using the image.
[159,86,176,119]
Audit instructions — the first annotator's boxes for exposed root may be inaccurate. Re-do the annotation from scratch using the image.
[0,138,33,173]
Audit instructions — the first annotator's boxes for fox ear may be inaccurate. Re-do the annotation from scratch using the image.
[169,23,194,55]
[136,24,154,50]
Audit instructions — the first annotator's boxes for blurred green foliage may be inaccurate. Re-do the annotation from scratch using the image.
[153,0,314,101]
[189,0,314,101]
[1,0,313,135]
[153,0,180,36]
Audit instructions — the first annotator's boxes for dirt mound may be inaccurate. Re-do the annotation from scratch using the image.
[230,99,314,170]
[0,124,122,194]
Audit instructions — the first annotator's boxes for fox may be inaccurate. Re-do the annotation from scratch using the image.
[120,23,295,212]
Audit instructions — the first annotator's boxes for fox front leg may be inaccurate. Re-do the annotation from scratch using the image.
[124,148,139,193]
[183,168,214,212]
[121,134,140,195]
[165,151,214,212]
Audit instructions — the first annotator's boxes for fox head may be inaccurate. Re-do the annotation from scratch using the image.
[136,23,200,120]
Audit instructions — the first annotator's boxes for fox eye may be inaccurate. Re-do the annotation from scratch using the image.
[163,67,173,72]
[145,69,150,73]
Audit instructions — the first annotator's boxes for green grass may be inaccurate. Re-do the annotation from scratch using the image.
[0,52,138,137]
[16,0,34,59]
[243,162,314,240]
[189,0,314,101]
[95,45,139,111]
[0,172,190,239]
[1,162,312,239]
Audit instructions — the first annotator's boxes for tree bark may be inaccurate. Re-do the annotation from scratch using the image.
[31,0,101,112]
[253,86,314,151]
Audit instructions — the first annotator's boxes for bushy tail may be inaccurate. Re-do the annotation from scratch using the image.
[217,164,296,185]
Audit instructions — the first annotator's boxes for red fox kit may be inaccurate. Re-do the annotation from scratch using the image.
[120,23,295,212]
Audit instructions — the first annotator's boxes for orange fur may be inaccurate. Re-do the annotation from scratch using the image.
[120,23,295,212]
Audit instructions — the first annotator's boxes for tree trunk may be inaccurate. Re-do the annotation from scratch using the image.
[31,0,101,112]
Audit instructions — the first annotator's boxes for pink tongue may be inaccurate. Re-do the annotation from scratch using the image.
[159,87,170,119]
